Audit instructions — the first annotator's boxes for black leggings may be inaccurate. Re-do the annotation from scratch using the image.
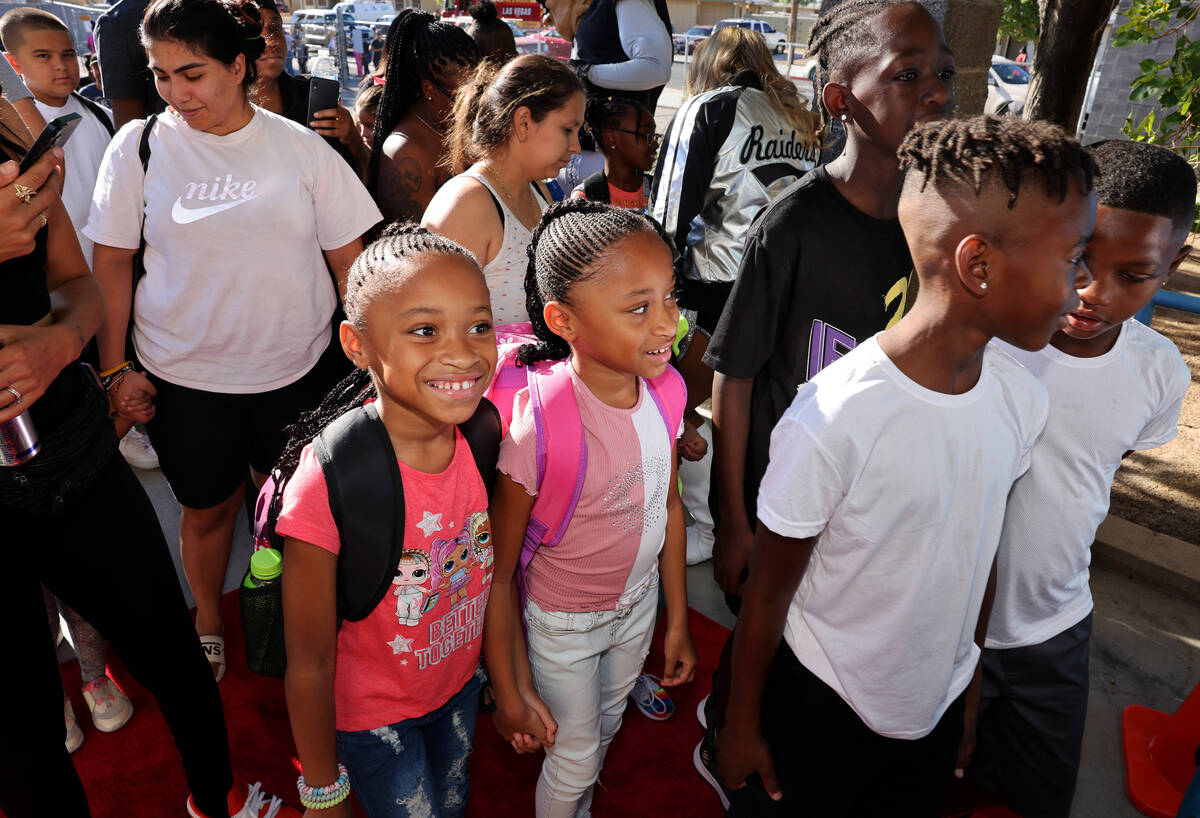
[0,453,232,817]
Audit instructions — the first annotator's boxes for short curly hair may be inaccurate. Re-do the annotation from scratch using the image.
[1087,140,1197,235]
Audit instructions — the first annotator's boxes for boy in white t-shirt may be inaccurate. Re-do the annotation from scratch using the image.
[0,8,114,268]
[713,116,1098,816]
[963,141,1195,818]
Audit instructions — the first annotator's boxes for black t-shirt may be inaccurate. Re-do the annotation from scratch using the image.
[704,165,915,522]
[94,0,166,116]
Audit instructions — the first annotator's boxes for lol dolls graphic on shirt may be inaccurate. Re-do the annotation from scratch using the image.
[392,550,434,626]
[468,511,493,584]
[432,524,475,609]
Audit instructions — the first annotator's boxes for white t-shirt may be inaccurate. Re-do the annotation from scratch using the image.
[34,94,112,267]
[84,107,381,393]
[986,322,1190,650]
[757,336,1048,739]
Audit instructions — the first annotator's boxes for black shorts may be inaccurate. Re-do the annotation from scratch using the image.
[142,341,350,509]
[727,640,965,817]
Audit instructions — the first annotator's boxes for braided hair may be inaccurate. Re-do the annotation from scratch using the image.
[142,0,266,88]
[1087,140,1198,236]
[806,0,926,127]
[274,224,481,484]
[367,9,479,193]
[584,95,645,155]
[898,115,1096,209]
[519,198,677,365]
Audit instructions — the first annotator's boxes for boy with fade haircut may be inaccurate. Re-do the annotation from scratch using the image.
[961,140,1196,818]
[714,115,1097,817]
[1,7,115,268]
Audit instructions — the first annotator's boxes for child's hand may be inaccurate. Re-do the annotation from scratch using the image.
[494,690,558,753]
[954,708,978,778]
[716,723,782,802]
[661,627,697,686]
[679,420,708,462]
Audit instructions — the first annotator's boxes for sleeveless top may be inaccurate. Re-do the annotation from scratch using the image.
[461,170,549,326]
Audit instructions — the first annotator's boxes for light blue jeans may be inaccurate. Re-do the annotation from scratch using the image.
[336,673,481,818]
[524,574,658,818]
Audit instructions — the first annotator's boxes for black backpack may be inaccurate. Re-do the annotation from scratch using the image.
[240,398,501,676]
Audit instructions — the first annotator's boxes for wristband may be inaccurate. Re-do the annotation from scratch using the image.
[297,763,351,810]
[101,362,135,392]
[99,361,133,379]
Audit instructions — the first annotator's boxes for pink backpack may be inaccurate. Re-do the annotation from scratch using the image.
[486,323,686,603]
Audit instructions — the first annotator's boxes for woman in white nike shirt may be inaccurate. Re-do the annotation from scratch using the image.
[85,0,381,683]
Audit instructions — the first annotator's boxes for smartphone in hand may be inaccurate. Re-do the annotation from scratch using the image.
[19,113,81,174]
[306,76,340,128]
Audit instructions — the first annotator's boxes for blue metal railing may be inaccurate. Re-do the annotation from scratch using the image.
[1134,289,1200,325]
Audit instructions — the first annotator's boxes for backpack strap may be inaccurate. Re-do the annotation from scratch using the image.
[644,364,687,448]
[127,114,158,359]
[73,92,115,138]
[581,170,609,203]
[138,114,156,172]
[459,397,502,498]
[314,402,406,623]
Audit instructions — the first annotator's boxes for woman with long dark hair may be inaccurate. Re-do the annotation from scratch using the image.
[367,9,478,223]
[86,0,381,686]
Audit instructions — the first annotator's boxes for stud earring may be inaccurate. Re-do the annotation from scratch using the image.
[980,281,989,290]
[840,113,848,122]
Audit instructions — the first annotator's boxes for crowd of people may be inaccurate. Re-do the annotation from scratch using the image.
[0,0,1195,816]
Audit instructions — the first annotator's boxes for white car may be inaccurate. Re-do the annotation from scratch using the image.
[712,18,787,54]
[987,55,1030,116]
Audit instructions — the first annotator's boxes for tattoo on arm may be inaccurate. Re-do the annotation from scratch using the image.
[378,155,426,224]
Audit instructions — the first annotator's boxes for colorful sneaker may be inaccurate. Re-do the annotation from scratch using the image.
[694,734,732,811]
[628,673,674,721]
[186,781,301,818]
[82,674,134,733]
[118,427,159,470]
[64,697,84,754]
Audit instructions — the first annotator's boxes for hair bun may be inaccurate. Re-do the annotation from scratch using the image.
[468,0,500,22]
[223,0,264,38]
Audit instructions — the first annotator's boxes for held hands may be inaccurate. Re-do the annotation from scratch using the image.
[110,370,156,424]
[494,687,558,754]
[310,103,357,148]
[715,722,783,803]
[0,149,60,265]
[661,626,697,687]
[713,519,754,597]
[679,419,708,462]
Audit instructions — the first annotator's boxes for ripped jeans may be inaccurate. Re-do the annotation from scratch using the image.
[524,574,659,818]
[336,673,481,818]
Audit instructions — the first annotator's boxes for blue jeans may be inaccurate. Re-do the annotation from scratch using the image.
[336,673,481,818]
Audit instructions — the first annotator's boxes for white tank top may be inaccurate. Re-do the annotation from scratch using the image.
[462,171,549,325]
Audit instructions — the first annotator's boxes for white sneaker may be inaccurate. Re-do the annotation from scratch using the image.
[119,427,159,470]
[82,674,133,733]
[64,697,84,753]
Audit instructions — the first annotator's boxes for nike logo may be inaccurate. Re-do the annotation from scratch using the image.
[171,195,256,224]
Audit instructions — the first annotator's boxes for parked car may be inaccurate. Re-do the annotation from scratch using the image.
[674,25,712,54]
[987,55,1030,116]
[522,27,571,59]
[293,9,337,46]
[712,18,786,53]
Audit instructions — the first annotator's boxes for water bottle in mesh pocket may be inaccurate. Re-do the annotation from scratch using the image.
[239,574,286,678]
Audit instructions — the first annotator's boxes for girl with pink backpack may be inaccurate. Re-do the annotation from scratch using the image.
[483,199,698,817]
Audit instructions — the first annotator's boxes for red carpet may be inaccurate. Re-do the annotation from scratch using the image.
[16,593,729,818]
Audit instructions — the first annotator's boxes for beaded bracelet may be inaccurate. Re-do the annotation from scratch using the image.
[297,764,351,810]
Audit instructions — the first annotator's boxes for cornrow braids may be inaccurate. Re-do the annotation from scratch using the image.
[898,115,1096,209]
[519,198,678,365]
[368,9,479,193]
[806,0,924,127]
[584,95,644,153]
[344,222,480,328]
[274,223,482,489]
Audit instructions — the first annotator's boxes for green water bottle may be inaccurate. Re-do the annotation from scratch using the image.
[243,547,282,589]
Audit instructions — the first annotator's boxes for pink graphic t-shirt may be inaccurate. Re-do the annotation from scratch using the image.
[276,431,492,732]
[498,365,681,613]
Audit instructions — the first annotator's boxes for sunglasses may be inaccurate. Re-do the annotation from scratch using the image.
[608,127,661,145]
